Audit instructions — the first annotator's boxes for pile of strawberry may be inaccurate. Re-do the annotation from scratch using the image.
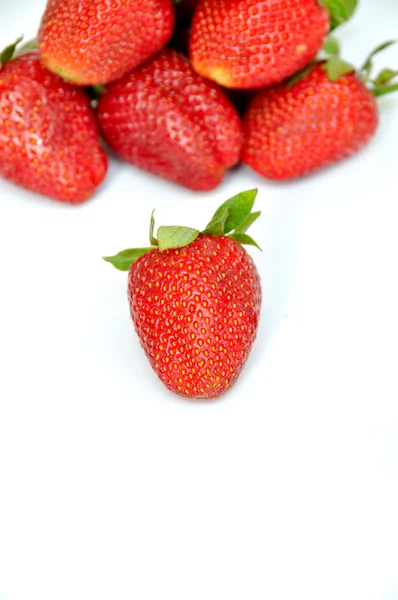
[1,0,397,401]
[1,0,397,202]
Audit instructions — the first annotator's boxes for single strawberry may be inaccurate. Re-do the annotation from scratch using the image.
[0,42,107,203]
[189,0,330,89]
[104,189,262,400]
[38,0,175,86]
[242,41,398,180]
[97,49,243,191]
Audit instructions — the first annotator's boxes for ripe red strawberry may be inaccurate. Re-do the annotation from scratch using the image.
[189,0,330,89]
[0,46,107,203]
[97,49,243,191]
[241,45,398,180]
[38,0,175,85]
[104,189,262,400]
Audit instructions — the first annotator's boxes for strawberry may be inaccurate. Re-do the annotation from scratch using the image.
[38,0,175,86]
[0,42,107,203]
[189,0,330,89]
[104,189,262,400]
[97,49,243,191]
[241,42,398,180]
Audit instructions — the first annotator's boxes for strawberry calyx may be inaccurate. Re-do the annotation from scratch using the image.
[322,36,340,55]
[103,188,261,271]
[286,37,398,95]
[0,37,37,66]
[317,0,357,31]
[322,38,398,94]
[359,40,398,96]
[321,56,355,81]
[0,37,23,65]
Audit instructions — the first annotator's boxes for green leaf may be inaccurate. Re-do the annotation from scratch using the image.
[373,68,398,87]
[201,206,230,236]
[157,226,199,251]
[149,210,158,246]
[103,247,154,271]
[373,83,398,97]
[322,0,357,30]
[361,40,396,77]
[323,37,340,55]
[229,233,262,251]
[235,211,261,234]
[322,57,355,81]
[0,36,23,65]
[203,189,258,235]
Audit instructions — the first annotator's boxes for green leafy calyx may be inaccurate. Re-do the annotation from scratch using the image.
[321,56,355,81]
[157,226,200,251]
[104,189,261,271]
[202,188,258,235]
[358,40,398,97]
[320,0,357,31]
[103,248,156,271]
[0,37,23,65]
[322,37,340,55]
[360,40,396,78]
[0,37,37,66]
[315,38,398,95]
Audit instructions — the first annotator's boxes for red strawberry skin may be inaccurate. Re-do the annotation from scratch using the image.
[38,0,175,85]
[97,49,243,191]
[0,52,107,203]
[128,235,262,399]
[242,64,379,180]
[189,0,330,89]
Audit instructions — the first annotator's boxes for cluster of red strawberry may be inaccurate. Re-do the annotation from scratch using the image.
[1,0,397,401]
[1,0,397,203]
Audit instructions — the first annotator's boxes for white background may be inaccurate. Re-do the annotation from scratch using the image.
[1,1,398,599]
